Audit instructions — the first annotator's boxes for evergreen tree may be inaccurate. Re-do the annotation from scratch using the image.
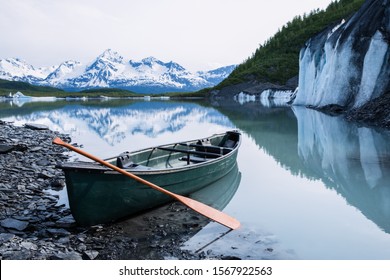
[216,0,365,89]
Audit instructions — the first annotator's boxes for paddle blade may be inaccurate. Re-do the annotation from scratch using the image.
[176,194,240,230]
[53,137,65,145]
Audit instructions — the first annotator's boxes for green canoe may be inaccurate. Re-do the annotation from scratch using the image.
[57,130,241,226]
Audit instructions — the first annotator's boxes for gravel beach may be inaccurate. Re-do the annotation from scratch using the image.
[0,121,215,260]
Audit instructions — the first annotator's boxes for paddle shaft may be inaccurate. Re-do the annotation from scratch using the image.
[52,137,240,230]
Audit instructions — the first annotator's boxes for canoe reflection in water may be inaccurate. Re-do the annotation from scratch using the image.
[111,164,241,259]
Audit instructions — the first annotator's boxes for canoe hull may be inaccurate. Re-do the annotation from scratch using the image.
[61,131,241,226]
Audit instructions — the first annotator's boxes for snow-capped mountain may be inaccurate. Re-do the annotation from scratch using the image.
[197,65,237,85]
[0,58,55,83]
[45,60,84,86]
[0,49,236,93]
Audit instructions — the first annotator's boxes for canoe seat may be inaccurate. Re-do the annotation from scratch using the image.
[179,156,209,163]
[178,142,233,155]
[158,146,221,158]
[195,144,232,155]
[129,165,155,171]
[219,131,240,148]
[223,139,236,148]
[116,152,155,170]
[116,152,136,168]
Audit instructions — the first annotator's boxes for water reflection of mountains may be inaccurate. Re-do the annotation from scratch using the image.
[217,101,390,234]
[0,100,233,144]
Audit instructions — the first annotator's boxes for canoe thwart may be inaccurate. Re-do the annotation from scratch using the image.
[178,142,233,149]
[178,143,233,154]
[157,146,223,158]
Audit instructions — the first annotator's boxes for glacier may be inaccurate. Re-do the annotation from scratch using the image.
[353,30,389,108]
[260,89,295,107]
[294,0,390,110]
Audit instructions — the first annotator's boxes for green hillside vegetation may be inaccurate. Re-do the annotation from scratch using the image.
[217,0,365,88]
[0,79,138,97]
[79,88,138,97]
[0,78,209,98]
[162,91,207,98]
[0,78,64,95]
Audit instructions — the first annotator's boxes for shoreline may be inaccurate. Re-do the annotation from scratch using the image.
[0,121,212,260]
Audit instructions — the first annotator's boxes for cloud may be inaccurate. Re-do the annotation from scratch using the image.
[0,0,334,70]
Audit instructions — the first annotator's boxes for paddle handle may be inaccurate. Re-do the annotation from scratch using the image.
[52,137,173,197]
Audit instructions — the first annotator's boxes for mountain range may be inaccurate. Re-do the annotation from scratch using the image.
[0,49,236,94]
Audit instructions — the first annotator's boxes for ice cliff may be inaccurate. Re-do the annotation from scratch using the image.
[294,0,390,110]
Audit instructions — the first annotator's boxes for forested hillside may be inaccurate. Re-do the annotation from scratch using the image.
[217,0,365,89]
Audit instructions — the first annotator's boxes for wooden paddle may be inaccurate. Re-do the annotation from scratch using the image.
[52,137,240,230]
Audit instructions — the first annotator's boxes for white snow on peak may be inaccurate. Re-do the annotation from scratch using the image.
[97,49,124,64]
[0,58,47,80]
[0,49,236,92]
[45,60,85,85]
[141,56,161,64]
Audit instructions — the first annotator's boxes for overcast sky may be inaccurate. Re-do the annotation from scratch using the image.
[0,0,334,71]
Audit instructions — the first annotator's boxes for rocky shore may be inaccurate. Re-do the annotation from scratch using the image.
[346,92,390,128]
[0,121,214,260]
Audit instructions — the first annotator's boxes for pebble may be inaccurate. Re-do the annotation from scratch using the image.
[84,250,99,260]
[0,233,15,244]
[24,123,49,131]
[0,122,95,260]
[0,218,29,231]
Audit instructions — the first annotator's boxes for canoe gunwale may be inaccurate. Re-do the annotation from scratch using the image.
[57,130,241,226]
[57,130,241,176]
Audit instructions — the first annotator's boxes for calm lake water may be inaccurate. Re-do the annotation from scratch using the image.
[1,98,390,260]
